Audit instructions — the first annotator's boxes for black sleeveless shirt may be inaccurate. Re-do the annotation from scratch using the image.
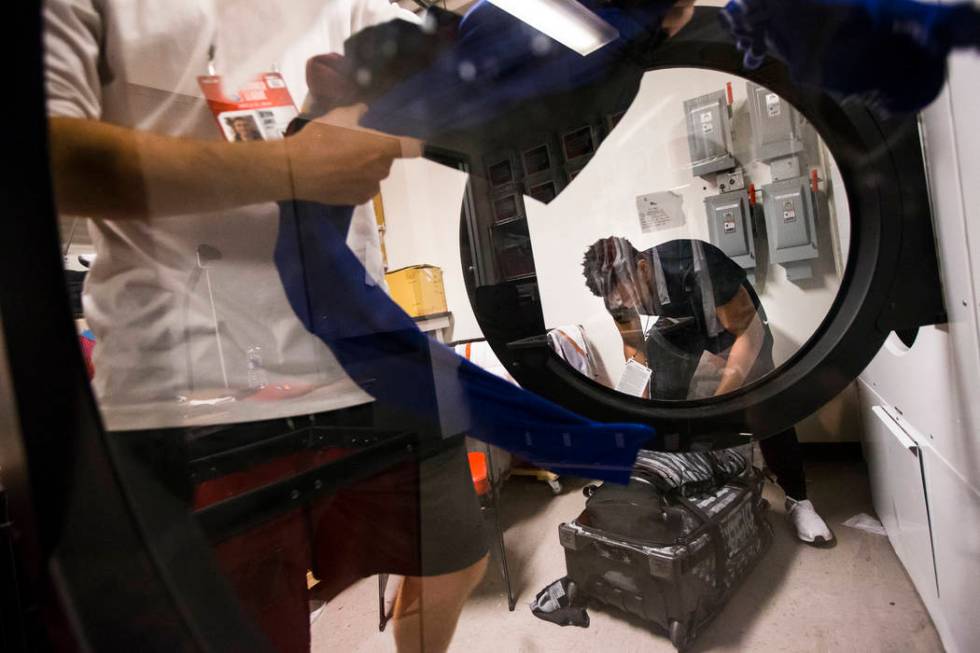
[639,240,775,398]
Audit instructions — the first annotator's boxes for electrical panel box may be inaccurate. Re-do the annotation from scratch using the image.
[522,140,560,177]
[561,124,600,164]
[485,152,520,188]
[746,82,806,162]
[490,183,525,223]
[684,90,736,177]
[525,170,565,204]
[705,190,755,271]
[762,176,819,280]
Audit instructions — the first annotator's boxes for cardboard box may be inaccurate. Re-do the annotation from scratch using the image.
[385,265,448,318]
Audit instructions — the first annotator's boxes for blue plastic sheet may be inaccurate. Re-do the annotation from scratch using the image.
[275,200,654,483]
[269,2,693,482]
[721,0,980,113]
[358,0,674,139]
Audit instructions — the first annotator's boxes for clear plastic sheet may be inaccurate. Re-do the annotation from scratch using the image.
[39,1,966,650]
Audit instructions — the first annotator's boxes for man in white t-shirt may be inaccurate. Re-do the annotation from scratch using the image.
[45,0,408,427]
[43,1,490,651]
[44,1,701,650]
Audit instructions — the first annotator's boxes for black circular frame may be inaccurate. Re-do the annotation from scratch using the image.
[460,8,943,449]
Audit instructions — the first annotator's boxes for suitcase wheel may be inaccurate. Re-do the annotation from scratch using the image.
[669,619,692,652]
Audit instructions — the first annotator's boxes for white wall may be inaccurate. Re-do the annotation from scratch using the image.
[379,158,483,341]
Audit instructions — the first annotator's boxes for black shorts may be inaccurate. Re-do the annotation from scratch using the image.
[109,406,487,653]
[311,438,489,586]
[111,406,488,598]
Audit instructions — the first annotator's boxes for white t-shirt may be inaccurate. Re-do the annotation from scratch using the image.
[43,0,418,431]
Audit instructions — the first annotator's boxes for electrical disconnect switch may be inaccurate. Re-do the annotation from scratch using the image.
[684,90,736,177]
[705,190,756,273]
[746,82,806,162]
[762,176,820,281]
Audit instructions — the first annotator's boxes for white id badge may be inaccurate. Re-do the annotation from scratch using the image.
[616,359,652,398]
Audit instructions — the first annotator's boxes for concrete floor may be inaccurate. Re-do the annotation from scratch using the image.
[313,458,943,652]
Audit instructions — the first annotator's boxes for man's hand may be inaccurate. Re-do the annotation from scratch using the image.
[284,104,406,206]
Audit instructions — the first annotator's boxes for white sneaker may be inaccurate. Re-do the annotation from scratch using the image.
[785,499,835,545]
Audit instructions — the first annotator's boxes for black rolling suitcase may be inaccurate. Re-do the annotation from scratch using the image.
[558,450,772,651]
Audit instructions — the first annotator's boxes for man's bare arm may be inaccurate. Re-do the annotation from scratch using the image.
[49,117,290,220]
[49,106,401,220]
[714,286,765,395]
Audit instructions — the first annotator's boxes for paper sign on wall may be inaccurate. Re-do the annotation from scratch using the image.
[636,191,685,233]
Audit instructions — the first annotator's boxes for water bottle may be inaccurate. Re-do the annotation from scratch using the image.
[246,346,268,390]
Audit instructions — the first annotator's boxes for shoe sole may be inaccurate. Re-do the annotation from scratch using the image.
[803,531,837,548]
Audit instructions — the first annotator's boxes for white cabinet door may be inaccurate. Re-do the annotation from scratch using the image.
[861,392,938,606]
[922,446,980,653]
